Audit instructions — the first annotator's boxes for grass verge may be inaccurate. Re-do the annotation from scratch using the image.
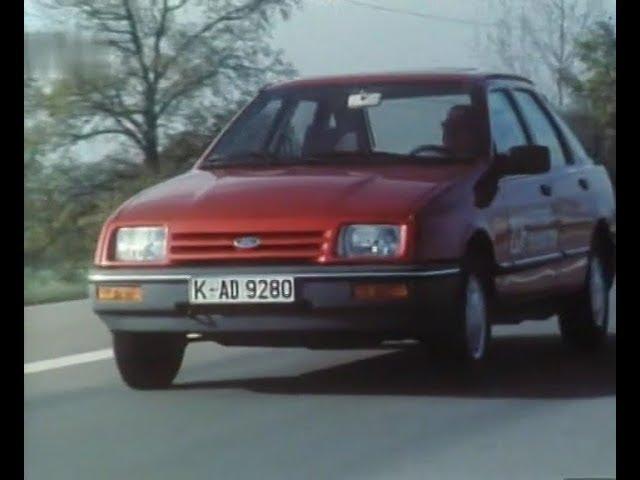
[24,267,88,306]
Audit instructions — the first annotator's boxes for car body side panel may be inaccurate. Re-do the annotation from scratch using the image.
[414,168,511,266]
[552,165,596,254]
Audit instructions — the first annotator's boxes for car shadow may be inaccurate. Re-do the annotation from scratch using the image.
[172,334,616,399]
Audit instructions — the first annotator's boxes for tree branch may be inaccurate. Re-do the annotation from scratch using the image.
[156,0,269,80]
[69,127,144,147]
[121,0,153,87]
[156,64,227,117]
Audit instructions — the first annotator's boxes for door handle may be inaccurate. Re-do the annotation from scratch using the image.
[578,178,590,190]
[540,184,552,196]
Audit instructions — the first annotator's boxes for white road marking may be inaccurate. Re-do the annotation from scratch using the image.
[24,348,113,375]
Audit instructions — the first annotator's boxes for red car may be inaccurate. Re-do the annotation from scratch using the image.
[89,71,616,389]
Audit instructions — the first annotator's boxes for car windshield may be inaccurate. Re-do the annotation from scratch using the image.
[206,83,485,166]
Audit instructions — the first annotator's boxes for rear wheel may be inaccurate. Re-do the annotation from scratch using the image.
[113,332,186,390]
[428,270,492,366]
[558,251,610,351]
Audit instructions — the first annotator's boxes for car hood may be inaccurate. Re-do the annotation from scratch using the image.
[113,164,475,231]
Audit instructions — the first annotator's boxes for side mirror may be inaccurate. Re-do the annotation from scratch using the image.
[495,145,550,176]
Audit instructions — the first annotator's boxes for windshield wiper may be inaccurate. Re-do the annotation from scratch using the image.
[203,149,475,169]
[204,151,282,167]
[307,150,472,164]
[304,151,374,163]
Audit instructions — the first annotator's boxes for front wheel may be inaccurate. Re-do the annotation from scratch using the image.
[113,332,186,390]
[428,271,492,365]
[558,252,610,351]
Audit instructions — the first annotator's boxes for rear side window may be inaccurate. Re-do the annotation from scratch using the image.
[542,100,592,164]
[512,90,568,168]
[487,90,528,155]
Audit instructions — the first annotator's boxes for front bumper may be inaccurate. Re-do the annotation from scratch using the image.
[89,264,461,346]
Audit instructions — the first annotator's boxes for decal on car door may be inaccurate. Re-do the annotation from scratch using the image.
[509,219,527,256]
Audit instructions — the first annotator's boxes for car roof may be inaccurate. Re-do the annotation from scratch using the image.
[264,69,534,91]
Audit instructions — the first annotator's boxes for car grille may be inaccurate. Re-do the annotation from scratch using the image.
[169,230,327,264]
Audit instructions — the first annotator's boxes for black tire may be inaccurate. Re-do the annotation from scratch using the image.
[558,251,610,351]
[428,270,492,367]
[113,332,186,390]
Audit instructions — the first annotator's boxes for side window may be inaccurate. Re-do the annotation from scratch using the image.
[487,90,528,155]
[274,100,318,157]
[512,90,568,168]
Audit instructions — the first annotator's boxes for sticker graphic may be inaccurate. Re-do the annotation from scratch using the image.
[509,222,527,255]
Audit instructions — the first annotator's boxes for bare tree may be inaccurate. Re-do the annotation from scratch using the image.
[485,0,538,80]
[39,0,299,171]
[485,0,603,107]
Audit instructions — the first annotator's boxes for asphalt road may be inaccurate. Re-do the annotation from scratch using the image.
[25,286,616,480]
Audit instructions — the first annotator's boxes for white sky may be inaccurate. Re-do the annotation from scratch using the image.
[24,0,615,164]
[24,0,616,77]
[271,0,492,74]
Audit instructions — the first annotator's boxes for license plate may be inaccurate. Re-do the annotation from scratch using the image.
[189,276,295,304]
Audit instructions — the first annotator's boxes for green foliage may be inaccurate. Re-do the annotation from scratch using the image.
[24,78,198,280]
[24,154,188,272]
[25,0,298,303]
[565,18,615,184]
[569,19,616,132]
[24,266,88,305]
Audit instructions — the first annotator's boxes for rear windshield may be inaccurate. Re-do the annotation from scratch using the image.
[206,83,486,166]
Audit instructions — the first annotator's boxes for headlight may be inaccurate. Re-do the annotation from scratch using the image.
[115,227,167,262]
[338,225,403,258]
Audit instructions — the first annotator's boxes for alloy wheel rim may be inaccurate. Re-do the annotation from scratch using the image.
[465,275,487,360]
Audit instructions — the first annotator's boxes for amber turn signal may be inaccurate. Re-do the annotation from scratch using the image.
[353,282,409,301]
[97,285,143,302]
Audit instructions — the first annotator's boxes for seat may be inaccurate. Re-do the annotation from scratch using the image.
[442,104,479,156]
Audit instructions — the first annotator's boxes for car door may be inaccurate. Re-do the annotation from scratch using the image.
[537,95,597,291]
[511,89,595,294]
[540,96,598,256]
[487,89,561,298]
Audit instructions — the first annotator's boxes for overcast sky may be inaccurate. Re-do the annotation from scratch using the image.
[25,0,616,76]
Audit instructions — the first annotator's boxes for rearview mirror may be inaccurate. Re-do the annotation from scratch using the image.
[347,91,382,109]
[495,145,550,176]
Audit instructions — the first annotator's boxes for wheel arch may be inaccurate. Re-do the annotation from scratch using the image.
[462,229,498,299]
[592,218,616,285]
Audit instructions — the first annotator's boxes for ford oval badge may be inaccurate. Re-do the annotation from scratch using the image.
[233,236,261,249]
